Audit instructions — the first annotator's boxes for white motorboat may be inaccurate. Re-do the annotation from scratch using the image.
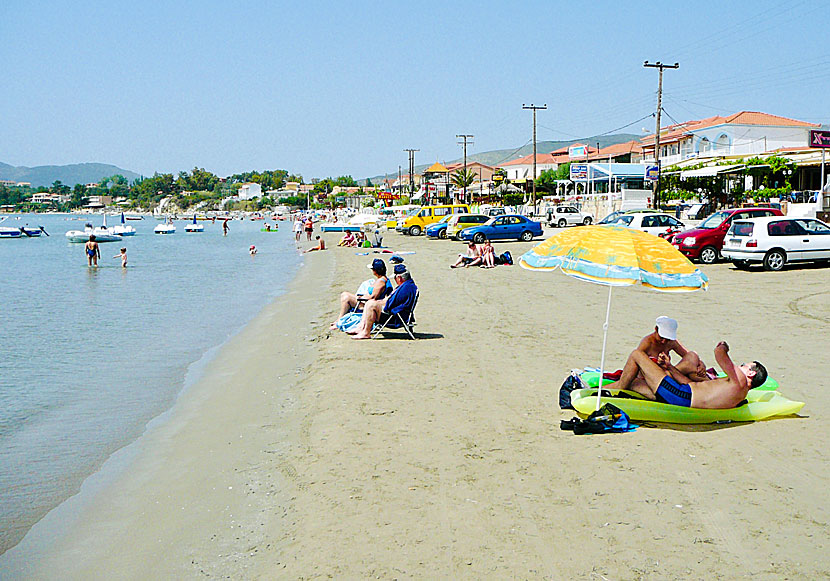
[65,215,123,243]
[0,226,24,239]
[154,217,176,234]
[184,215,204,232]
[111,213,137,236]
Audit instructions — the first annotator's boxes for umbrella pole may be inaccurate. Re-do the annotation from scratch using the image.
[596,285,614,411]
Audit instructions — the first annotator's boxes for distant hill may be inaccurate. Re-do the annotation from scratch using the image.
[0,161,141,188]
[363,134,640,185]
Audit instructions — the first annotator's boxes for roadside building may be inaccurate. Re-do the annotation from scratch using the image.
[237,182,262,200]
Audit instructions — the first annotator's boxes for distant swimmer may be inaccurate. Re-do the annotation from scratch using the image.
[250,245,258,256]
[85,235,100,267]
[113,247,128,268]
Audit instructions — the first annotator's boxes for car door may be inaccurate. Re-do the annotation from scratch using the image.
[767,219,803,260]
[640,214,661,235]
[794,219,830,260]
[502,216,523,237]
[490,216,510,239]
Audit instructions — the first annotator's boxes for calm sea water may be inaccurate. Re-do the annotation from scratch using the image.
[0,213,301,554]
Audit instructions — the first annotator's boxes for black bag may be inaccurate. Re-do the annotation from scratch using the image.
[499,251,513,265]
[559,372,583,409]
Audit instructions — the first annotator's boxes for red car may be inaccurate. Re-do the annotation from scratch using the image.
[673,207,783,264]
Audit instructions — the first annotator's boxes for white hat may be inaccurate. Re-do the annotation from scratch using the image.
[655,316,677,340]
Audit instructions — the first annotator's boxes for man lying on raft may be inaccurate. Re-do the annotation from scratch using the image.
[606,341,767,409]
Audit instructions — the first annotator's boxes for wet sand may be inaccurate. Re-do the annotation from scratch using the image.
[12,230,830,579]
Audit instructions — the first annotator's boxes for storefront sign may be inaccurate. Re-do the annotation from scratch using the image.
[809,130,830,148]
[645,165,660,181]
[570,164,588,181]
[568,145,587,159]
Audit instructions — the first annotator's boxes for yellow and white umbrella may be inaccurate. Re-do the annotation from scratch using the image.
[520,225,709,410]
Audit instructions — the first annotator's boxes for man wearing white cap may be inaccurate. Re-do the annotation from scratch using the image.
[636,316,708,383]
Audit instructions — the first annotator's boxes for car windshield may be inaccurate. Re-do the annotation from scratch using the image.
[437,215,451,224]
[598,212,621,225]
[483,218,497,226]
[406,208,421,217]
[698,211,729,229]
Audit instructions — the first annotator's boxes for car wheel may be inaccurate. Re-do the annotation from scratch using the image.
[408,225,421,236]
[520,230,533,242]
[763,249,786,271]
[733,260,752,271]
[472,232,486,244]
[558,218,567,228]
[583,217,592,225]
[699,246,718,264]
[438,229,447,239]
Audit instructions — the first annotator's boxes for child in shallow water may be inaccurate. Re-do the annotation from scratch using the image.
[113,247,128,267]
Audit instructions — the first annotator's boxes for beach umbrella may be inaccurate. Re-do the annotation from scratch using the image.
[519,225,709,411]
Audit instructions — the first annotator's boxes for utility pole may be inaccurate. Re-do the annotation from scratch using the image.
[644,61,678,209]
[456,134,474,203]
[398,165,402,204]
[522,103,547,212]
[404,148,419,200]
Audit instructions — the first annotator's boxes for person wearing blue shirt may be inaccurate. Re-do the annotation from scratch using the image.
[351,264,417,340]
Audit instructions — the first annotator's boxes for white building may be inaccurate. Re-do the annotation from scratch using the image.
[237,182,262,200]
[641,111,819,167]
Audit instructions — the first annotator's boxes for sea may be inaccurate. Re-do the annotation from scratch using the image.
[0,213,302,555]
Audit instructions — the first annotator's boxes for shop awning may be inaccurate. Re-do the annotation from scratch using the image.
[679,164,745,178]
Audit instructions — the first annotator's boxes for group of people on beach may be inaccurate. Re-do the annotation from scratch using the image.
[330,256,417,340]
[608,316,768,409]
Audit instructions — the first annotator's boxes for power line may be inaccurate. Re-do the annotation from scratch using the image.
[644,61,679,209]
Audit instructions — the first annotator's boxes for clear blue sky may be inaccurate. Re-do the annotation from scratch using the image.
[2,0,828,181]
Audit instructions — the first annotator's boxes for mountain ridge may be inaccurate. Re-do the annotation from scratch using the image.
[0,162,141,188]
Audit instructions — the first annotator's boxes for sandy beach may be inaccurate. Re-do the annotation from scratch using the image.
[10,229,830,579]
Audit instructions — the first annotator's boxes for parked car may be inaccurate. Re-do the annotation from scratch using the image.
[480,206,507,217]
[446,213,490,239]
[396,204,470,236]
[459,214,543,243]
[672,207,782,264]
[547,205,593,227]
[425,215,453,239]
[722,216,830,271]
[605,212,686,238]
[597,209,658,225]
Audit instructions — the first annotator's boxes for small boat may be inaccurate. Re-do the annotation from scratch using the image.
[20,225,48,237]
[154,217,176,234]
[125,215,144,221]
[0,227,24,239]
[65,215,123,243]
[111,213,137,236]
[184,216,204,233]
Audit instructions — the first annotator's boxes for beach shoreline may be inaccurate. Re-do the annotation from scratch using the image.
[6,230,830,579]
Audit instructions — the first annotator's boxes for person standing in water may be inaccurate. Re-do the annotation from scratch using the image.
[85,235,100,267]
[222,219,229,236]
[113,247,128,268]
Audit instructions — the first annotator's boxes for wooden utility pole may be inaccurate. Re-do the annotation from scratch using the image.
[644,61,678,209]
[404,148,419,200]
[522,104,547,212]
[456,134,474,203]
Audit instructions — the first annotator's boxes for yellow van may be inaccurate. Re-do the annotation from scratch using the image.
[396,204,470,236]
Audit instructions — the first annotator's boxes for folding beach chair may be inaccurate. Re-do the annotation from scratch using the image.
[372,290,419,340]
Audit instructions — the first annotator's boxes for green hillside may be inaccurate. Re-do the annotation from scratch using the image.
[0,162,141,188]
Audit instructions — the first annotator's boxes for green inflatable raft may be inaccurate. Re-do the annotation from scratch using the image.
[570,388,804,424]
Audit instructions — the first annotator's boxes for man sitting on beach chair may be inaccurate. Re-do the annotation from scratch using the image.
[605,341,767,409]
[351,264,418,340]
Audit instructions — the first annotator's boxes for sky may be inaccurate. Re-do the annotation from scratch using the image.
[1,0,828,181]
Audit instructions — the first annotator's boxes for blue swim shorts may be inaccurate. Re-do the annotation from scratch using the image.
[655,376,692,407]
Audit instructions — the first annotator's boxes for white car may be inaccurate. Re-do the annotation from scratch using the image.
[605,212,686,237]
[722,216,830,271]
[547,205,593,227]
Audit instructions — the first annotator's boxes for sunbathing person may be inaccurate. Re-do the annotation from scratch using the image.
[350,264,417,340]
[451,242,483,268]
[338,231,355,247]
[330,258,390,329]
[606,341,767,409]
[637,316,709,382]
[481,240,496,268]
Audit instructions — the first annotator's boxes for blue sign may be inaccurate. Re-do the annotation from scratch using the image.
[645,165,660,181]
[570,164,588,181]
